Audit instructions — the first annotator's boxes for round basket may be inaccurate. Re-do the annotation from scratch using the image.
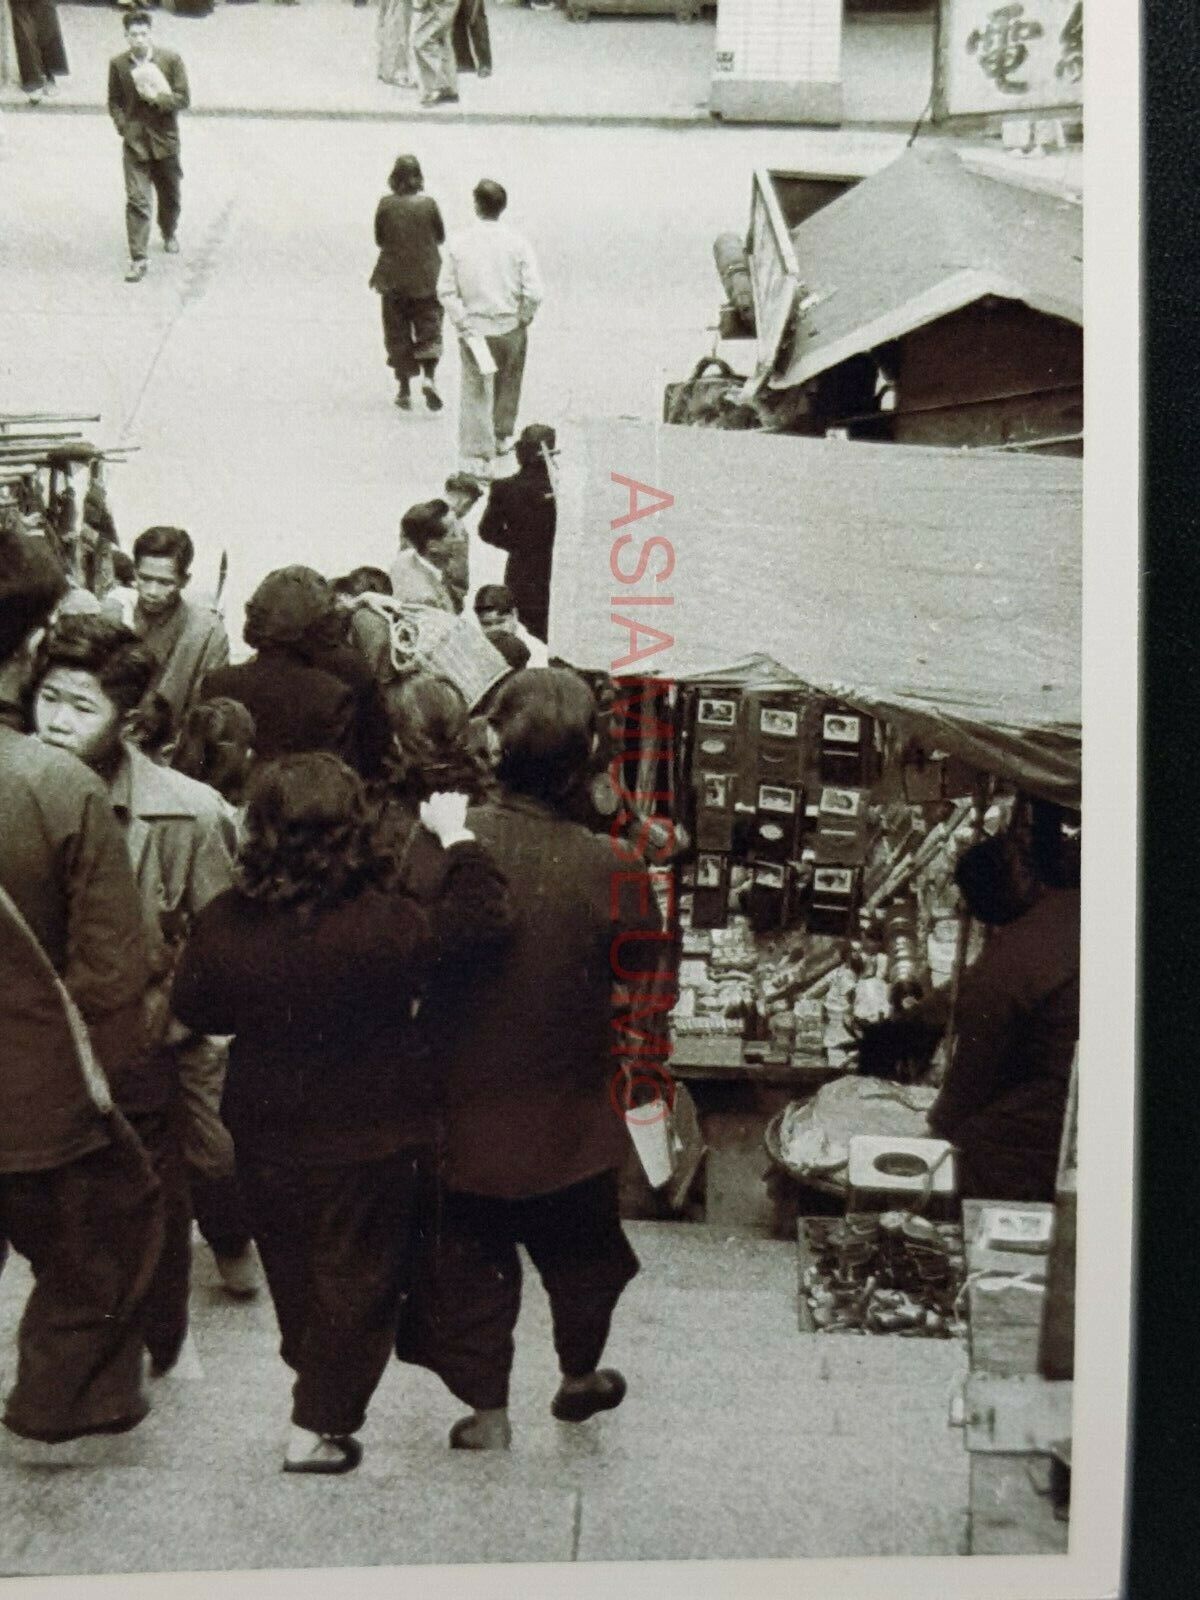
[763,1107,847,1197]
[380,602,511,710]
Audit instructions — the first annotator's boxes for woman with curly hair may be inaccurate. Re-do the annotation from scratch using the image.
[171,697,256,810]
[172,751,511,1475]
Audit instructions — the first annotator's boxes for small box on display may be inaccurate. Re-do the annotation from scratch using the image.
[819,705,875,785]
[808,864,860,935]
[747,860,791,931]
[695,769,735,851]
[748,694,806,784]
[691,689,742,771]
[691,852,731,928]
[812,785,871,864]
[752,781,803,861]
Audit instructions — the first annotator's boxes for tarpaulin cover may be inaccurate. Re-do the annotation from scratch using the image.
[550,420,1082,806]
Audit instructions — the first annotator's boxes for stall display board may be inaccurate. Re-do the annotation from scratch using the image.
[934,0,1083,119]
[711,0,843,125]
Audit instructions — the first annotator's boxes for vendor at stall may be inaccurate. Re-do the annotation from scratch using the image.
[926,834,1080,1203]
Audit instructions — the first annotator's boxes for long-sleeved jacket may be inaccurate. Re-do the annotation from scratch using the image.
[202,648,359,771]
[435,793,666,1199]
[437,218,543,337]
[0,726,150,1173]
[477,461,556,640]
[929,886,1080,1165]
[369,193,445,298]
[108,46,190,161]
[133,597,229,732]
[172,839,513,1164]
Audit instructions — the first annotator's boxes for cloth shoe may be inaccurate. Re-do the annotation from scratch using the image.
[551,1369,627,1423]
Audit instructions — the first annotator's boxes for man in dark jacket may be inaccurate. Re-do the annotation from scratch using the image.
[0,530,162,1454]
[928,834,1080,1202]
[108,10,190,283]
[477,423,557,642]
[202,567,368,773]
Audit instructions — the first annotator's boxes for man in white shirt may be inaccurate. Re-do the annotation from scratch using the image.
[437,179,543,478]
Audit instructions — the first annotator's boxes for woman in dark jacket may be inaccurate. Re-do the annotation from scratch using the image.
[172,752,509,1475]
[202,567,378,778]
[369,155,446,413]
[396,669,667,1450]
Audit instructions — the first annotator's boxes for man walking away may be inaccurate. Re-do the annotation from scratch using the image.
[438,180,543,478]
[108,10,190,284]
[0,530,162,1459]
[129,526,229,736]
[453,0,491,77]
[412,0,459,106]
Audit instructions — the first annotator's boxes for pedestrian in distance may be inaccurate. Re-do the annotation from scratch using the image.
[412,0,459,106]
[377,0,414,86]
[10,0,69,106]
[107,10,190,284]
[369,155,446,414]
[438,179,543,478]
[453,0,492,78]
[172,752,511,1474]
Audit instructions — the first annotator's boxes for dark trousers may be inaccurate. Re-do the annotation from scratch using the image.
[123,146,183,262]
[11,0,68,91]
[127,1104,193,1374]
[238,1147,425,1436]
[191,1169,253,1259]
[453,0,492,71]
[1,1117,163,1443]
[379,292,444,382]
[396,1168,639,1412]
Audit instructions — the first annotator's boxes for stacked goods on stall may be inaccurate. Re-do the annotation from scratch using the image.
[670,673,1002,1083]
[0,414,127,600]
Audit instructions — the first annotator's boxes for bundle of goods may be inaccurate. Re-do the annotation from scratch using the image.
[800,1212,966,1337]
[360,597,510,709]
[768,1074,938,1189]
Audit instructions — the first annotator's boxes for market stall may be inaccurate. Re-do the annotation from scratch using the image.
[0,412,129,600]
[552,418,1080,1230]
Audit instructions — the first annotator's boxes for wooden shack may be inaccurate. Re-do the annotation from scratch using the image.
[765,147,1083,454]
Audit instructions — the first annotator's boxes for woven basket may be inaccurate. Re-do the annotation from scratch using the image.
[399,606,511,710]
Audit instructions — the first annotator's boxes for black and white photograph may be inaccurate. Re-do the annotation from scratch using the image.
[756,781,798,814]
[697,696,738,728]
[0,0,1136,1596]
[758,706,798,739]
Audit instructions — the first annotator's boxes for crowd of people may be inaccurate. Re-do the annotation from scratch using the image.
[0,425,669,1473]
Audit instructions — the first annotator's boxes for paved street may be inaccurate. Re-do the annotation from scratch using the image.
[0,1224,968,1572]
[1,112,909,626]
[0,0,938,124]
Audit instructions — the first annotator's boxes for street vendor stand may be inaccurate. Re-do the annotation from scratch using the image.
[551,418,1079,1215]
[0,412,130,600]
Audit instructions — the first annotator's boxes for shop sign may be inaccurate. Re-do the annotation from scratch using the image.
[746,169,802,383]
[934,0,1083,118]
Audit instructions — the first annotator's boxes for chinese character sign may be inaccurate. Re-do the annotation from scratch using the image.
[936,0,1083,117]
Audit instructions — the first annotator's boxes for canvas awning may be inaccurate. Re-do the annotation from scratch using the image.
[550,420,1082,807]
